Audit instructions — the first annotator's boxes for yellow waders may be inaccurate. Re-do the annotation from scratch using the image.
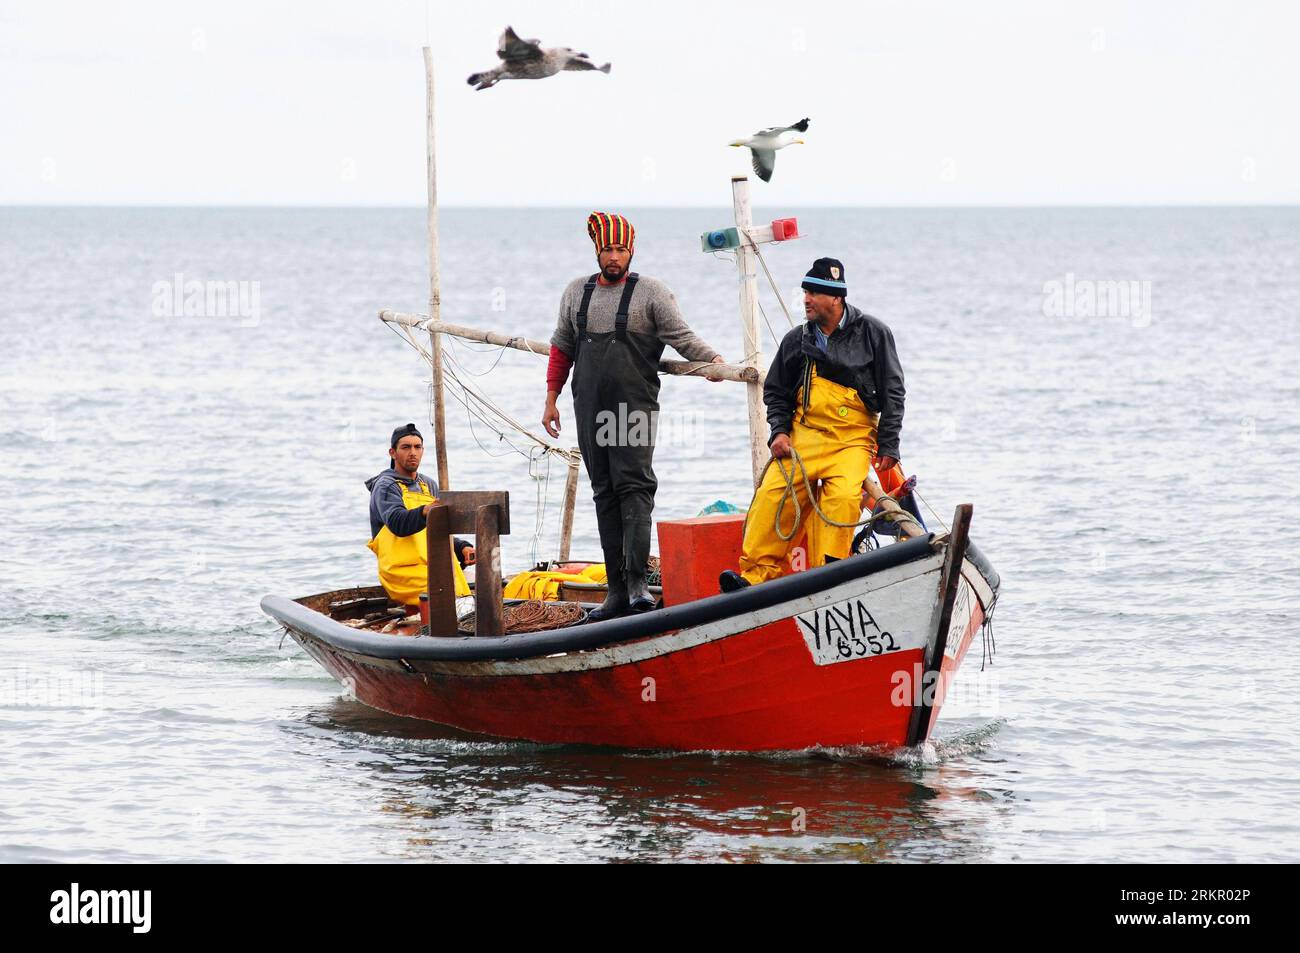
[367,479,470,605]
[738,364,878,585]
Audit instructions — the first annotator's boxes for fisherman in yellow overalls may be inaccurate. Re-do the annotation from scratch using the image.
[365,423,470,606]
[720,258,907,590]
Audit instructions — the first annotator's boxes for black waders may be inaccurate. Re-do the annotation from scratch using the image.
[571,273,662,619]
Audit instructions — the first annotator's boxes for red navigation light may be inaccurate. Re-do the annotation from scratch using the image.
[771,217,799,241]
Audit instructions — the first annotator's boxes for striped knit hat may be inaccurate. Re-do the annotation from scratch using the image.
[801,257,847,297]
[587,211,635,254]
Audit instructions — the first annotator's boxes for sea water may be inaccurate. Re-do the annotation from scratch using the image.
[1,206,1296,861]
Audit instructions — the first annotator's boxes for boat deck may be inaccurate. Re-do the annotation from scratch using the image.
[311,586,597,638]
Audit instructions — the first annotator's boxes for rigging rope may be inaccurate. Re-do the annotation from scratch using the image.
[911,487,951,534]
[742,228,797,330]
[389,321,567,462]
[385,320,580,561]
[527,445,552,565]
[710,231,796,351]
[754,297,783,352]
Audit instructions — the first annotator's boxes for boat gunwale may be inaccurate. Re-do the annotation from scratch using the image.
[261,534,977,663]
[288,549,959,676]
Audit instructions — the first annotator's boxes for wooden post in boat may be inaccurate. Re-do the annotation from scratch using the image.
[436,490,510,636]
[731,176,769,487]
[474,504,505,636]
[557,455,580,561]
[424,501,459,636]
[423,46,451,491]
[905,503,973,746]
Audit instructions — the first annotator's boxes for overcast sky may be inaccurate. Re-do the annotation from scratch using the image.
[3,0,1297,206]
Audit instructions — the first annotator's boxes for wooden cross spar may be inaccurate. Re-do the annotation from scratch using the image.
[378,311,761,384]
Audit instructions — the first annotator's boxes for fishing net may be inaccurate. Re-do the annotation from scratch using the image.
[458,599,587,635]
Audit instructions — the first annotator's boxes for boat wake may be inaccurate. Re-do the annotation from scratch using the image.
[783,718,1008,768]
[610,718,1008,766]
[882,718,1008,767]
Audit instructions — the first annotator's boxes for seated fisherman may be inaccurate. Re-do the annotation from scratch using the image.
[365,422,470,606]
[720,258,906,590]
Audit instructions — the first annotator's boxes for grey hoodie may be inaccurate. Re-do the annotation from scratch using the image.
[365,469,437,540]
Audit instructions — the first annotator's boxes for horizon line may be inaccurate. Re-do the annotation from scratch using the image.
[4,202,1298,211]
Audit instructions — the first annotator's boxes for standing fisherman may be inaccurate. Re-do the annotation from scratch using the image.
[720,258,906,590]
[543,212,726,619]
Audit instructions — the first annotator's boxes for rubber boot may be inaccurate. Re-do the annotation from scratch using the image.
[588,535,628,622]
[587,499,629,622]
[623,514,656,613]
[719,570,751,593]
[588,566,629,622]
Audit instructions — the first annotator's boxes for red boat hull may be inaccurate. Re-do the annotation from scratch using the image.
[281,552,992,752]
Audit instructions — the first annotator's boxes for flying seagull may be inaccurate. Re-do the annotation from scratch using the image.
[729,118,810,182]
[467,26,611,91]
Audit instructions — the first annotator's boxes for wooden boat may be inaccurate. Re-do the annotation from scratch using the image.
[259,49,1001,753]
[261,512,998,751]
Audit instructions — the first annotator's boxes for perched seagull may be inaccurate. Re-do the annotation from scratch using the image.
[729,118,810,182]
[467,26,611,91]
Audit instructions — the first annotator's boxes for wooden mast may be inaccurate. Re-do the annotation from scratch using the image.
[557,456,580,561]
[423,46,451,491]
[731,176,768,487]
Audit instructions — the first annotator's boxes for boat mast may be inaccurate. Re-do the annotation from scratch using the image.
[731,176,768,486]
[424,46,451,491]
[557,461,580,561]
[384,54,762,565]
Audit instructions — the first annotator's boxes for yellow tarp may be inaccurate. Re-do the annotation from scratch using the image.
[503,563,607,601]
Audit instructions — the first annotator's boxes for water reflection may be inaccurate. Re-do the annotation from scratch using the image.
[300,699,1008,861]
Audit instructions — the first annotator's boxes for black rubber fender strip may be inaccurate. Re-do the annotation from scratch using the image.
[261,534,940,663]
[964,539,1001,600]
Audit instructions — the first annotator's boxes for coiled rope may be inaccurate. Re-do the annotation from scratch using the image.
[745,446,916,544]
[458,599,586,635]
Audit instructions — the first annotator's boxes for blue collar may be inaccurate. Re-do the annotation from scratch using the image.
[812,324,830,353]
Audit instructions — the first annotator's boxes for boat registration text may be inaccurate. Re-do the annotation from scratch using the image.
[794,595,902,666]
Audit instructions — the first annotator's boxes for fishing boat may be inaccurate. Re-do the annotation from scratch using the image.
[260,48,1001,752]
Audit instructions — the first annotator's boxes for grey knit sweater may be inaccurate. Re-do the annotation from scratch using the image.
[550,274,720,363]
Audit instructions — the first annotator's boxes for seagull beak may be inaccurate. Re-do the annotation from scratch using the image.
[728,141,745,147]
[795,139,806,145]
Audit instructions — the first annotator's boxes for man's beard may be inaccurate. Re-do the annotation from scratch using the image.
[602,261,628,281]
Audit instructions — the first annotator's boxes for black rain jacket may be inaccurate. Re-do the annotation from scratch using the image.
[764,302,906,460]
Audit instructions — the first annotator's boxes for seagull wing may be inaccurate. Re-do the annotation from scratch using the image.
[756,118,811,138]
[497,26,544,62]
[563,53,600,71]
[751,148,776,183]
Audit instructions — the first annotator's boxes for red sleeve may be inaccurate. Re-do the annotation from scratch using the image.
[546,345,574,394]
